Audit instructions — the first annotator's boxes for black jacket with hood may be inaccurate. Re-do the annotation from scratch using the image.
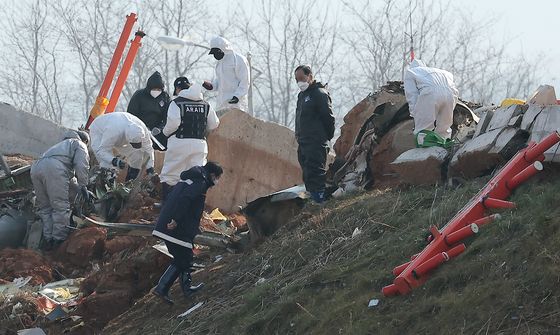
[127,71,170,130]
[152,166,213,248]
[295,81,335,144]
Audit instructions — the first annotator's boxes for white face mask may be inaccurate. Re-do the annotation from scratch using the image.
[150,90,162,98]
[297,81,310,92]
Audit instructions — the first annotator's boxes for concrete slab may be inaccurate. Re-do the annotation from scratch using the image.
[449,128,504,178]
[205,109,302,212]
[528,85,557,105]
[529,105,560,162]
[0,103,67,158]
[487,105,524,132]
[520,105,544,130]
[473,110,494,137]
[488,127,529,159]
[391,147,449,185]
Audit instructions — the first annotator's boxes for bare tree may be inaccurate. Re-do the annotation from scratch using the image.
[342,0,543,105]
[0,0,68,123]
[230,0,340,128]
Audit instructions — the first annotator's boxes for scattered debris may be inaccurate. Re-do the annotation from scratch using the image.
[177,301,204,318]
[368,299,380,308]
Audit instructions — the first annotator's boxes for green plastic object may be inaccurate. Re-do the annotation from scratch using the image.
[416,130,454,149]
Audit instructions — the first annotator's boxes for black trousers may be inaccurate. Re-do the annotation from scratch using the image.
[297,141,329,193]
[164,240,193,272]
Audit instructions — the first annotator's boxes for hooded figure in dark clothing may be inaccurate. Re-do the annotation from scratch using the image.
[152,162,223,304]
[294,65,335,204]
[127,71,170,150]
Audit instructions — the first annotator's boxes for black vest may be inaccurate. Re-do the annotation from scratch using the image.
[174,97,210,139]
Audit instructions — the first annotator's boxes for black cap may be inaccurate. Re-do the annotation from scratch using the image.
[208,47,222,55]
[173,76,190,91]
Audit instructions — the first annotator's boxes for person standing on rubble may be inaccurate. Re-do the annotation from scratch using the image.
[89,112,155,182]
[403,59,459,141]
[294,65,335,204]
[127,71,170,150]
[31,130,90,250]
[152,162,224,304]
[159,77,220,204]
[202,36,250,115]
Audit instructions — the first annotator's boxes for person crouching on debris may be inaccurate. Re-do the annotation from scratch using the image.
[89,112,155,182]
[294,65,335,204]
[152,162,223,304]
[31,130,90,250]
[403,59,459,142]
[159,78,220,204]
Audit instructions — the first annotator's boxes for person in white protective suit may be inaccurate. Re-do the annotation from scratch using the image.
[89,112,155,181]
[159,79,220,203]
[202,36,250,114]
[403,59,459,139]
[30,130,90,250]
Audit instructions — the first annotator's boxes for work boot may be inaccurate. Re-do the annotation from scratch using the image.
[309,191,326,204]
[153,264,180,304]
[179,271,205,298]
[125,167,140,182]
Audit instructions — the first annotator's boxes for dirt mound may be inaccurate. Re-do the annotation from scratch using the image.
[56,227,107,267]
[77,246,168,330]
[0,248,54,285]
[4,154,34,169]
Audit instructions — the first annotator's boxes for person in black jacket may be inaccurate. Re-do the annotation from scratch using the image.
[127,71,170,150]
[152,162,223,304]
[294,65,335,203]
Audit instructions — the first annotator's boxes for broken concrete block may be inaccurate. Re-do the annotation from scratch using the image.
[449,128,504,178]
[529,105,560,162]
[486,105,525,132]
[473,109,495,137]
[334,84,407,158]
[520,105,544,130]
[528,85,557,105]
[369,119,416,186]
[488,127,529,159]
[0,103,67,158]
[206,109,302,212]
[391,147,449,185]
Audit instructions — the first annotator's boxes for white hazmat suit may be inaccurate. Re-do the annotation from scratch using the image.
[404,59,459,139]
[160,84,220,186]
[30,130,90,242]
[210,36,250,112]
[89,112,154,170]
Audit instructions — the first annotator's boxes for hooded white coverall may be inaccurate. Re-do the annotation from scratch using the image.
[160,84,220,186]
[210,36,250,112]
[30,131,90,241]
[89,112,154,170]
[404,59,459,139]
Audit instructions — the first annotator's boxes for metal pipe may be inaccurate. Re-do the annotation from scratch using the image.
[472,214,501,227]
[506,161,543,190]
[524,129,560,162]
[85,13,136,129]
[482,197,516,209]
[106,31,146,113]
[445,224,478,246]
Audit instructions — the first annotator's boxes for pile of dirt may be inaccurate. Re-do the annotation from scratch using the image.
[75,246,168,330]
[0,248,54,285]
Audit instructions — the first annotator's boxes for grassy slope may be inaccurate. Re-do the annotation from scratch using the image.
[104,174,560,335]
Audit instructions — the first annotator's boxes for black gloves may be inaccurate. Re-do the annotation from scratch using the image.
[202,81,213,90]
[228,96,239,104]
[112,157,126,169]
